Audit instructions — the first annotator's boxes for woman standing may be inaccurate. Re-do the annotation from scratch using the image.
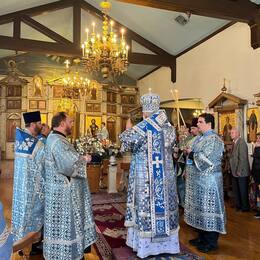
[252,132,260,218]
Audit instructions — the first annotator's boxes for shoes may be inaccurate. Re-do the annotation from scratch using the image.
[197,244,218,253]
[189,238,204,247]
[254,212,260,219]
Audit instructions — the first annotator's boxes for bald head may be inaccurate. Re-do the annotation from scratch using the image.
[230,128,240,140]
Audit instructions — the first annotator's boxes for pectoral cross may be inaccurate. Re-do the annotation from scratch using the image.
[153,156,163,169]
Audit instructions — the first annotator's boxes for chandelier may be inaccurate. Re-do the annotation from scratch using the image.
[81,0,129,79]
[62,58,94,97]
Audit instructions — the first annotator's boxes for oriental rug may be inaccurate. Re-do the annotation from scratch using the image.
[93,203,203,260]
[91,191,127,205]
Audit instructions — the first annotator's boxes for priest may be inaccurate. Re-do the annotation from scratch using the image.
[43,112,96,260]
[119,93,180,258]
[11,111,45,244]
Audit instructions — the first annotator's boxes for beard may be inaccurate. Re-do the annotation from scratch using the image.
[65,125,72,136]
[35,125,42,135]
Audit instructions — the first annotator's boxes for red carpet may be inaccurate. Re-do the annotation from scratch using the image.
[93,203,202,260]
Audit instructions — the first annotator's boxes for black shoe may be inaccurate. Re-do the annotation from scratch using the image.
[197,244,218,253]
[189,238,204,247]
[241,208,250,212]
[254,212,260,219]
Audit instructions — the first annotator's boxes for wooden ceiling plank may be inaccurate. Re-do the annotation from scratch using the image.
[21,15,73,45]
[0,0,73,26]
[116,0,257,22]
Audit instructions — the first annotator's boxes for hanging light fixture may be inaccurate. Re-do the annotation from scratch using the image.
[81,0,129,79]
[62,58,95,97]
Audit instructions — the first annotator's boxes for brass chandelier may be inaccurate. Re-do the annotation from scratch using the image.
[81,0,129,79]
[63,58,94,97]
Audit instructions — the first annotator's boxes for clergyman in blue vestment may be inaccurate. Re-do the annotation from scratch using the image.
[184,113,226,253]
[43,112,96,260]
[11,111,45,243]
[119,93,180,259]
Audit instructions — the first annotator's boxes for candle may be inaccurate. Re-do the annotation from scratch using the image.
[85,28,89,41]
[148,88,152,93]
[121,28,125,40]
[81,44,85,56]
[110,20,114,33]
[92,22,95,33]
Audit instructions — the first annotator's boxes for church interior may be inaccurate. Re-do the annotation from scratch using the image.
[1,0,260,259]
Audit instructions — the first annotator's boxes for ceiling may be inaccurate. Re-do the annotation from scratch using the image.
[0,0,256,82]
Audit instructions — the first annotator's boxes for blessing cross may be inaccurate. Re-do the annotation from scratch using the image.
[153,156,163,169]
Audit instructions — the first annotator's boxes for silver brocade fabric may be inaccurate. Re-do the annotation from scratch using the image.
[43,133,96,260]
[119,114,179,239]
[11,129,45,242]
[184,131,227,234]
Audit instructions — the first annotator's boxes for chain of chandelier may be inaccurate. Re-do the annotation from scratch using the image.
[81,0,129,79]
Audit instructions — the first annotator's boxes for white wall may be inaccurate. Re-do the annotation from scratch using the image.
[138,23,260,108]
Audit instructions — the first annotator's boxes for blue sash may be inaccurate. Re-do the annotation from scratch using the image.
[133,110,170,239]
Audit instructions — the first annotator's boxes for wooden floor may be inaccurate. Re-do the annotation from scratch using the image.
[1,160,259,260]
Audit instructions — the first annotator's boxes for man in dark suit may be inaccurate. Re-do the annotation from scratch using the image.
[230,128,250,211]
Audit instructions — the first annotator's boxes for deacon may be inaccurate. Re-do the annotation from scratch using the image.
[43,112,96,260]
[11,111,45,244]
[184,113,226,253]
[119,93,180,258]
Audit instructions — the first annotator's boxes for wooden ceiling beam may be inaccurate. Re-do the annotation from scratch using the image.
[129,53,175,66]
[0,36,80,57]
[0,0,73,26]
[116,0,258,22]
[73,0,81,47]
[21,16,73,45]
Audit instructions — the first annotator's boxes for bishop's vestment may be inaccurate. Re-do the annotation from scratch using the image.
[119,110,180,258]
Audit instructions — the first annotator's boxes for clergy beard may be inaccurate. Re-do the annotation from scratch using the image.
[35,124,42,135]
[65,126,72,136]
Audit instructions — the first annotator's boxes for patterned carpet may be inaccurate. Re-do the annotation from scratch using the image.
[93,203,203,260]
[91,191,127,205]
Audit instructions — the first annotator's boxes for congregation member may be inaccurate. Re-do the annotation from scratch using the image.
[230,128,250,212]
[252,132,260,218]
[100,122,109,140]
[11,111,45,248]
[119,93,179,258]
[0,202,13,260]
[184,113,226,253]
[43,112,96,260]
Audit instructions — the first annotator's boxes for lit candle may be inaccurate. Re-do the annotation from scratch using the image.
[92,22,95,33]
[85,28,89,41]
[126,45,129,58]
[148,88,152,93]
[110,20,114,33]
[121,28,125,40]
[81,44,85,56]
